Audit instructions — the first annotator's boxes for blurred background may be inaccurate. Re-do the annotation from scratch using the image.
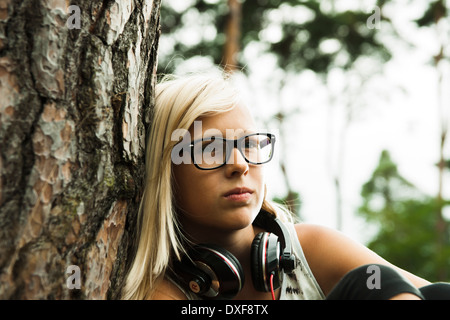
[157,0,450,282]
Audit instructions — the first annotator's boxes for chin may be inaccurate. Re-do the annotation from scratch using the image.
[220,206,257,230]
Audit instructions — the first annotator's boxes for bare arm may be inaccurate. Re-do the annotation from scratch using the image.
[294,223,430,297]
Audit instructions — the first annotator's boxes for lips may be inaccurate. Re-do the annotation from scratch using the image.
[223,187,254,202]
[223,187,254,197]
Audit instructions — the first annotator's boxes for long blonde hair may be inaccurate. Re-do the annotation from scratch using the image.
[121,72,292,300]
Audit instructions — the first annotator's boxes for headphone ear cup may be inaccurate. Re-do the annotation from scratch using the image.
[251,232,266,291]
[251,232,282,292]
[187,244,245,299]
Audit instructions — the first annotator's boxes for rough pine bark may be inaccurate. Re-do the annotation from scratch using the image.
[0,0,161,299]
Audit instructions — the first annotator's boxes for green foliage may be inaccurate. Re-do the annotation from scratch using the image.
[159,0,391,74]
[358,150,450,282]
[414,0,447,27]
[266,3,391,73]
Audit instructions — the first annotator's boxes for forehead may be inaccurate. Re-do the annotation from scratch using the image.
[190,104,257,139]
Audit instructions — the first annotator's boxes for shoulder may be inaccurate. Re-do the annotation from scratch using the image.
[147,278,188,300]
[293,222,372,261]
[295,223,364,295]
[293,223,381,295]
[293,223,375,288]
[293,223,371,256]
[292,223,429,295]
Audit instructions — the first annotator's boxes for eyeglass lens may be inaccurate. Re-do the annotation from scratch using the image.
[192,134,274,169]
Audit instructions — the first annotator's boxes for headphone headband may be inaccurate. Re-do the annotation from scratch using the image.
[253,210,296,273]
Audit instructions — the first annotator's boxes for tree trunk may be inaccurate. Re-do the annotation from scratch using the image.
[223,0,241,72]
[0,0,161,299]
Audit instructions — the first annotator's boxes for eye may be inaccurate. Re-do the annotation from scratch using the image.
[198,137,226,158]
[201,138,218,151]
[243,136,259,149]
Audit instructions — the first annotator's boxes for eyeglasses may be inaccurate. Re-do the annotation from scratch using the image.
[187,133,276,170]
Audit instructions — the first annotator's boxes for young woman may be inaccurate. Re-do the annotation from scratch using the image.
[121,72,446,300]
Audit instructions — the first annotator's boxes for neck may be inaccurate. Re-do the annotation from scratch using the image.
[180,212,247,243]
[182,220,258,256]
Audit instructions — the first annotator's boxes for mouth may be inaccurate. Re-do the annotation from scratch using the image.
[223,187,254,202]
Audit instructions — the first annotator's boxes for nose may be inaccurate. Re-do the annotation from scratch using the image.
[225,147,249,177]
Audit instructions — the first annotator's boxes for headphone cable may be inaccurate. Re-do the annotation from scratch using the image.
[270,273,276,300]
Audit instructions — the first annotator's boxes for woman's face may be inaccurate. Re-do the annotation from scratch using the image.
[172,104,265,240]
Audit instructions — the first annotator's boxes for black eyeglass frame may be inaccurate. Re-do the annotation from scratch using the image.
[187,133,276,170]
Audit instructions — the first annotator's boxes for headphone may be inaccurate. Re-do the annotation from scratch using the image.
[172,210,297,299]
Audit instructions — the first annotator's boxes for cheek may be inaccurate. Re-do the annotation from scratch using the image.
[253,168,266,206]
[172,165,217,214]
[173,166,192,209]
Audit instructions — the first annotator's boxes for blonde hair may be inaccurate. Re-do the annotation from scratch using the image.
[121,72,292,300]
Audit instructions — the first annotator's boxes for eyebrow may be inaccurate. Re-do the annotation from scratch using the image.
[194,130,258,141]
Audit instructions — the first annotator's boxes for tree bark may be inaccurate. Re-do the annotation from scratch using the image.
[0,0,161,299]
